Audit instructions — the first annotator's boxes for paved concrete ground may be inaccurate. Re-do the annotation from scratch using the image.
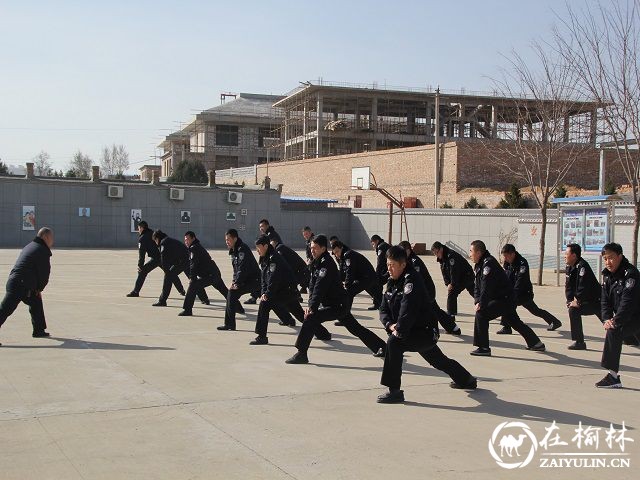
[0,248,637,479]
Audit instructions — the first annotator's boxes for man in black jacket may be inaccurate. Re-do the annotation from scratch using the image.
[597,243,640,388]
[285,234,386,364]
[251,236,307,345]
[370,235,390,310]
[497,244,561,334]
[0,227,54,341]
[218,229,260,331]
[271,238,309,301]
[179,231,234,316]
[469,240,545,356]
[127,221,185,297]
[431,241,475,320]
[330,240,382,310]
[564,243,602,350]
[259,219,283,245]
[399,241,461,335]
[378,246,476,403]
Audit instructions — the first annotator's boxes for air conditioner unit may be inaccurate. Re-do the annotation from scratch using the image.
[107,185,124,198]
[228,191,243,204]
[170,188,185,201]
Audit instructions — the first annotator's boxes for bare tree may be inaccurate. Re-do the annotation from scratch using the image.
[484,43,598,285]
[33,151,52,176]
[100,144,130,177]
[68,150,92,178]
[555,0,640,264]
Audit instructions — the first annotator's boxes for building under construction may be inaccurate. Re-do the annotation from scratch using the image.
[272,81,600,160]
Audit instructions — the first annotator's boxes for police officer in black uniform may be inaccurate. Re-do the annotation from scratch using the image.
[218,229,260,331]
[0,227,54,342]
[497,244,562,334]
[370,235,390,310]
[127,221,185,298]
[251,236,307,345]
[302,226,314,265]
[179,231,235,316]
[259,218,283,245]
[271,238,309,301]
[597,243,640,388]
[285,234,385,364]
[469,240,545,356]
[564,243,602,350]
[330,239,382,310]
[431,241,475,320]
[377,246,476,403]
[399,241,461,335]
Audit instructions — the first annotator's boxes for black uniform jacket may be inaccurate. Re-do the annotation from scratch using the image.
[188,239,221,280]
[474,252,514,309]
[7,237,52,292]
[565,257,601,305]
[437,245,474,288]
[375,241,391,282]
[305,236,314,262]
[260,246,296,298]
[504,252,534,303]
[379,267,438,339]
[264,225,282,245]
[601,257,640,328]
[340,246,377,287]
[308,251,348,311]
[229,237,259,289]
[138,228,160,268]
[275,243,307,279]
[159,236,188,271]
[408,252,436,302]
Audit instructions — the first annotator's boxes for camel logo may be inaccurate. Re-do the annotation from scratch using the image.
[488,421,538,469]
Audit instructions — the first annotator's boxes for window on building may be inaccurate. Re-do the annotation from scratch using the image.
[258,126,278,147]
[216,125,239,146]
[215,155,239,170]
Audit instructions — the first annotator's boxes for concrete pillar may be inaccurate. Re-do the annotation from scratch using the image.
[458,103,465,138]
[150,170,159,186]
[316,94,323,158]
[407,111,415,134]
[25,162,34,179]
[303,101,308,158]
[517,120,524,139]
[371,97,378,150]
[563,115,570,142]
[207,170,215,187]
[491,105,498,138]
[541,120,549,142]
[91,165,100,182]
[425,101,433,139]
[283,111,289,160]
[590,109,597,145]
[355,101,360,130]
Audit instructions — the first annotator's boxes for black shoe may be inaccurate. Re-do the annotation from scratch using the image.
[32,331,51,338]
[250,336,268,345]
[285,352,309,364]
[595,373,622,388]
[527,342,546,352]
[367,305,380,311]
[547,320,562,331]
[126,291,139,297]
[373,347,385,358]
[201,299,210,305]
[334,321,344,326]
[450,376,478,390]
[315,332,332,341]
[178,310,192,316]
[299,287,307,294]
[496,326,512,335]
[447,326,462,336]
[297,296,304,303]
[470,347,491,356]
[623,336,640,346]
[152,301,167,307]
[278,319,296,327]
[244,297,257,305]
[236,306,245,315]
[377,389,404,404]
[179,291,186,296]
[568,341,587,350]
[217,325,236,331]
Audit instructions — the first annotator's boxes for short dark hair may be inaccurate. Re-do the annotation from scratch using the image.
[302,226,312,232]
[602,242,623,256]
[330,239,344,250]
[329,235,339,242]
[225,229,238,238]
[501,243,516,254]
[184,231,196,239]
[567,243,581,257]
[431,241,444,251]
[259,219,269,226]
[152,230,167,242]
[255,235,270,246]
[398,240,412,251]
[470,240,486,254]
[386,245,407,263]
[311,234,328,249]
[138,220,148,229]
[371,235,383,243]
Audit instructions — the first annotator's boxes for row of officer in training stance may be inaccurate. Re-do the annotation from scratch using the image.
[1,221,639,401]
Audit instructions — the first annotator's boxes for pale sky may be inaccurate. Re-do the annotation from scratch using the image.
[0,0,588,173]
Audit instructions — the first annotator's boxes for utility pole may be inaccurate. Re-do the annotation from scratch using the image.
[434,87,440,208]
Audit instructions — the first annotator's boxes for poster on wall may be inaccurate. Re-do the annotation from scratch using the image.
[585,208,608,252]
[562,210,583,249]
[180,211,191,224]
[78,207,91,217]
[131,209,142,232]
[22,206,36,231]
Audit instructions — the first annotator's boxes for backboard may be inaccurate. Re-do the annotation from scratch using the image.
[351,166,371,190]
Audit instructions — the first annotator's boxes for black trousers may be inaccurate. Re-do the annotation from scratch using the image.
[501,296,561,327]
[346,279,382,309]
[295,305,385,354]
[446,282,474,316]
[160,264,203,303]
[255,290,305,337]
[0,286,47,334]
[134,259,184,294]
[381,332,473,390]
[183,274,229,312]
[224,281,260,329]
[601,322,640,372]
[568,303,602,343]
[431,301,458,332]
[474,299,540,349]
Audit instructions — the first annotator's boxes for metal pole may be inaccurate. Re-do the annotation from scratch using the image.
[598,149,605,195]
[434,88,440,208]
[556,206,562,287]
[388,201,393,244]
